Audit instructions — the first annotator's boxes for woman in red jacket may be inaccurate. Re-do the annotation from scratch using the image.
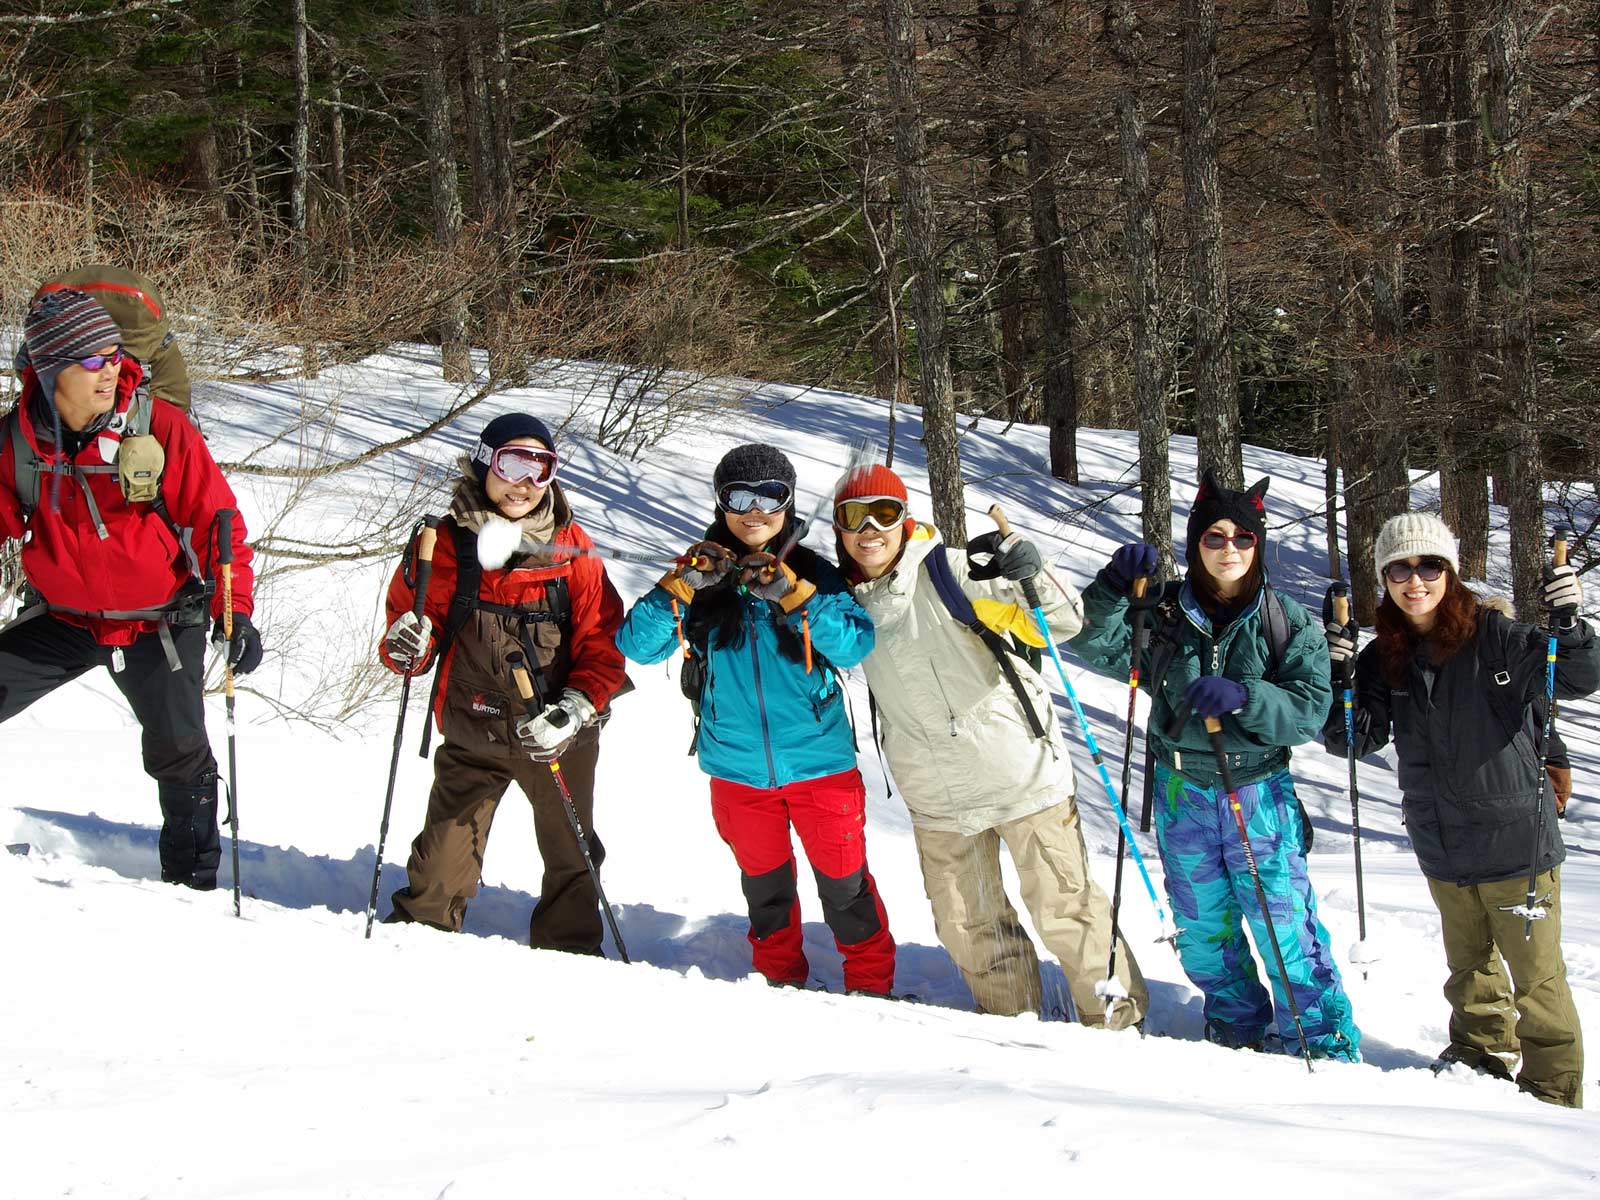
[379,413,627,953]
[0,288,257,890]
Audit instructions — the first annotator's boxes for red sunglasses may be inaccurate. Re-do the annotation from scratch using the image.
[1200,530,1258,551]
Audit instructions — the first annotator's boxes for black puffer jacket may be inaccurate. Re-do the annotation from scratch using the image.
[1324,609,1599,886]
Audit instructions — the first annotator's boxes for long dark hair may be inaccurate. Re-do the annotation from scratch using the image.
[1189,549,1265,626]
[1375,567,1480,687]
[685,509,816,665]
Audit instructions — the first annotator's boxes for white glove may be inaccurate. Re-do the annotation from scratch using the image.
[1543,564,1583,625]
[385,611,432,669]
[517,688,597,758]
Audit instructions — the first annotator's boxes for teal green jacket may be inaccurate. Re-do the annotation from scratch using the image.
[1069,574,1332,789]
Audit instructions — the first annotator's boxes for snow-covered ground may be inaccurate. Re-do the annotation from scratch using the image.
[4,350,1598,1197]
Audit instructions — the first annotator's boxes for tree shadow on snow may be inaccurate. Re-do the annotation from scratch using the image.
[12,806,1054,1019]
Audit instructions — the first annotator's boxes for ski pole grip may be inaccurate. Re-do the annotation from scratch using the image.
[1552,527,1570,569]
[1204,715,1223,735]
[217,509,235,566]
[1332,588,1350,628]
[506,651,537,708]
[988,503,1044,610]
[410,517,440,621]
[1131,576,1148,602]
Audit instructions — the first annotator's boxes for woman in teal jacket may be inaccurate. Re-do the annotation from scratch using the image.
[1070,471,1359,1060]
[616,443,895,994]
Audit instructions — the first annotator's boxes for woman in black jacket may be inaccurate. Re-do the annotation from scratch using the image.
[1323,513,1597,1108]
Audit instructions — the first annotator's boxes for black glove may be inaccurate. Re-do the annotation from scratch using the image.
[212,612,263,675]
[1105,543,1157,595]
[965,531,1042,582]
[1320,587,1359,675]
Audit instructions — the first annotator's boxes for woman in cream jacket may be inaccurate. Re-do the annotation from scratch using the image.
[834,465,1146,1027]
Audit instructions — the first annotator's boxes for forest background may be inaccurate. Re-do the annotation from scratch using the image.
[2,0,1596,624]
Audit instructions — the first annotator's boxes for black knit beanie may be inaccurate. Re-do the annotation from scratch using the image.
[1185,468,1269,566]
[712,443,796,496]
[471,413,555,486]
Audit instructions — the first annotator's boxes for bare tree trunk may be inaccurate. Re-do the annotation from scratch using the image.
[1487,0,1545,619]
[459,0,495,220]
[1181,0,1242,487]
[326,67,353,275]
[1309,0,1351,585]
[1446,0,1490,578]
[844,1,906,459]
[1018,0,1080,485]
[1105,0,1172,574]
[418,0,472,382]
[978,3,1029,429]
[291,0,311,279]
[675,70,691,250]
[881,0,964,542]
[82,100,97,256]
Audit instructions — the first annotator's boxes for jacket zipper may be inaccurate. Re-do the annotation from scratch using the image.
[929,661,959,737]
[747,607,778,787]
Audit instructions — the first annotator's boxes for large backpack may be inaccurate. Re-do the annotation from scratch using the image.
[33,266,191,410]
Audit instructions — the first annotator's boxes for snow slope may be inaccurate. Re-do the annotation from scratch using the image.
[4,349,1598,1198]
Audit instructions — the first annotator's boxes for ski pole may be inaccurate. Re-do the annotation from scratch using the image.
[1516,526,1570,939]
[987,505,1178,946]
[365,515,439,939]
[218,508,241,919]
[1105,572,1154,1000]
[1329,582,1369,975]
[507,651,630,964]
[1203,714,1315,1074]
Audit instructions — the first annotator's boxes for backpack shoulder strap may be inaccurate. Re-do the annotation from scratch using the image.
[1477,608,1536,745]
[418,520,482,757]
[6,409,40,517]
[923,543,1049,741]
[1259,584,1292,682]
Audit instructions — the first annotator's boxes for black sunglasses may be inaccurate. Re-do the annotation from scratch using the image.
[1383,557,1448,585]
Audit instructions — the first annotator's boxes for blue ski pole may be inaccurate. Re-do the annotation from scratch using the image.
[1514,526,1570,939]
[988,505,1178,947]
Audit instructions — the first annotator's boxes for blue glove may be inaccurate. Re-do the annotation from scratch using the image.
[1104,543,1157,595]
[1184,675,1248,719]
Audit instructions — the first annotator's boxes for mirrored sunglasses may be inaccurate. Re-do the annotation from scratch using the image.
[477,443,558,486]
[49,346,125,372]
[717,479,793,514]
[1383,557,1447,585]
[834,496,906,534]
[1199,529,1258,551]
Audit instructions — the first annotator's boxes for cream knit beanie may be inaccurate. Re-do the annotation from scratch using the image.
[1373,512,1460,580]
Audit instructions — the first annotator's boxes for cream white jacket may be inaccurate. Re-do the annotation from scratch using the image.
[850,525,1083,834]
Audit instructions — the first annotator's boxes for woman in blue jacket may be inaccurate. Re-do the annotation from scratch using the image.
[617,443,895,994]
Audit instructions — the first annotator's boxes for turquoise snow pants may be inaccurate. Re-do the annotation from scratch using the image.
[1153,763,1360,1060]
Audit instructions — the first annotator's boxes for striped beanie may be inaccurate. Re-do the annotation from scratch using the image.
[21,288,124,405]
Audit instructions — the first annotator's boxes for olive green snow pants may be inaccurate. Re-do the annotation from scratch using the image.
[913,797,1147,1027]
[1427,868,1584,1108]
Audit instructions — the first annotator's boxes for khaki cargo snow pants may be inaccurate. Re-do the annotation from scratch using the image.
[913,797,1147,1027]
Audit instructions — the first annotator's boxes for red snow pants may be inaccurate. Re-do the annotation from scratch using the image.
[709,768,896,994]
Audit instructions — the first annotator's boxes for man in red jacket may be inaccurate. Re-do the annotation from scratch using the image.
[1,288,258,890]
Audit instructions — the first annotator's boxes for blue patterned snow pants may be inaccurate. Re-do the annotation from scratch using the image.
[1153,762,1361,1060]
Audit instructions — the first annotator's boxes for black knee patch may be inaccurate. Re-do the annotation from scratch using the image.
[740,863,797,939]
[813,866,882,945]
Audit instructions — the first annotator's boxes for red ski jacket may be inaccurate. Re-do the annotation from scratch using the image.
[0,362,254,647]
[381,512,626,725]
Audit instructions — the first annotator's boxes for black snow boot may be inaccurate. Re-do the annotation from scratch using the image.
[157,773,222,891]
